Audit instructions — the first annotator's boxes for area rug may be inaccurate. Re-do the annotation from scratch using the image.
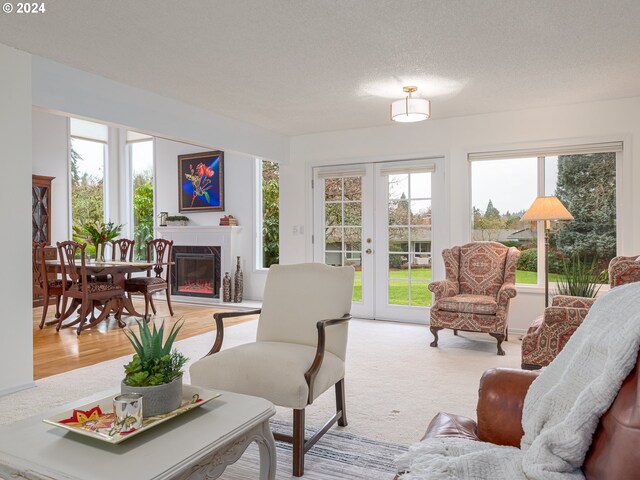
[220,419,407,479]
[0,318,521,446]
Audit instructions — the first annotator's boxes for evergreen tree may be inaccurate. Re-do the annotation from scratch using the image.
[485,199,500,218]
[555,153,616,261]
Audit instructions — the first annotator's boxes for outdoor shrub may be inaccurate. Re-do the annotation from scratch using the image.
[500,241,521,248]
[518,248,537,271]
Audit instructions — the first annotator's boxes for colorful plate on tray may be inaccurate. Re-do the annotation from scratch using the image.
[43,385,221,444]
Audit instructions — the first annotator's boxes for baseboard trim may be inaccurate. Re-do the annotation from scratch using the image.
[0,381,36,398]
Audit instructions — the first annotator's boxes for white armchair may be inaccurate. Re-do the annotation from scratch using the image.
[190,263,355,477]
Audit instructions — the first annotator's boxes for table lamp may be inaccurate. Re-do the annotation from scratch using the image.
[521,196,573,307]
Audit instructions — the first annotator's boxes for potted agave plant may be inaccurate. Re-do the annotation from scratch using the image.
[121,319,187,417]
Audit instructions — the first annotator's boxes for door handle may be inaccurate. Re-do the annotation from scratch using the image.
[365,248,373,254]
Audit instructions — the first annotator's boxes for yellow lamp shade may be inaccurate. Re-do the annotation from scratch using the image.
[522,196,573,222]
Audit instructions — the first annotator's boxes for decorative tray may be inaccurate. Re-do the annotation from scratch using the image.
[43,385,221,444]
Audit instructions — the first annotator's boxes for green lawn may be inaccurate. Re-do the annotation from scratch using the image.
[352,268,555,306]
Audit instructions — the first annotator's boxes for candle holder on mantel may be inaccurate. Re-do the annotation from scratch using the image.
[233,257,243,303]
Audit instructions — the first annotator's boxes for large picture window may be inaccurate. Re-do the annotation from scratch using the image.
[471,145,619,286]
[70,118,108,230]
[256,159,279,269]
[128,131,154,260]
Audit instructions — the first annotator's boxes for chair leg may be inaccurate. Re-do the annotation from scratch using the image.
[165,287,174,316]
[335,378,347,427]
[505,328,509,342]
[39,296,49,329]
[149,295,157,315]
[430,326,442,347]
[453,329,458,336]
[489,332,506,356]
[56,296,68,332]
[55,295,62,319]
[144,294,150,320]
[116,298,125,328]
[77,302,89,336]
[292,409,305,477]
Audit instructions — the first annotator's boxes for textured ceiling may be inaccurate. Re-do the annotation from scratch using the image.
[1,0,639,135]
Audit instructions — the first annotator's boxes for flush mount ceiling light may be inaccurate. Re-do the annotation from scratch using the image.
[390,86,431,123]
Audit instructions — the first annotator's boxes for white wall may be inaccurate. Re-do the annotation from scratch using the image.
[0,44,34,395]
[155,139,265,300]
[286,96,640,333]
[32,109,69,244]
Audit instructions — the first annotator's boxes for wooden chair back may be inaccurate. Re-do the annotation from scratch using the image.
[32,241,47,293]
[56,240,87,294]
[146,238,173,280]
[111,238,135,261]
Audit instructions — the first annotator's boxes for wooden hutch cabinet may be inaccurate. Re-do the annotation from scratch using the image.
[32,175,56,306]
[32,175,55,244]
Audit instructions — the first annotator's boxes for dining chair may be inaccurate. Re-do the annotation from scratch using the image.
[32,241,64,329]
[56,240,125,335]
[111,238,135,262]
[190,263,355,476]
[125,238,174,319]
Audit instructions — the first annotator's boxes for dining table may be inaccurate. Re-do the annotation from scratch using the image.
[46,260,159,329]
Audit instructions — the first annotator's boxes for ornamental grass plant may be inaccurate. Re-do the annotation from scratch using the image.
[554,256,605,298]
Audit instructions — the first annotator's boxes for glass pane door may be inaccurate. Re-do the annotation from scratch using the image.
[386,172,432,307]
[314,166,374,318]
[323,176,364,303]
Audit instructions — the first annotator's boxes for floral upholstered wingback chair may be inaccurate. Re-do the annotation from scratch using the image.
[522,254,640,370]
[609,255,640,287]
[428,242,520,355]
[521,295,596,370]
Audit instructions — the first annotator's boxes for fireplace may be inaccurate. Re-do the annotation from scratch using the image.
[171,246,221,299]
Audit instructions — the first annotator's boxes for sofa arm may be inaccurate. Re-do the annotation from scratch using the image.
[476,368,539,447]
[421,412,479,442]
[428,280,459,301]
[551,295,596,309]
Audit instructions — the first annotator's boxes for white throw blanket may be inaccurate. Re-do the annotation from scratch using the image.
[397,282,640,479]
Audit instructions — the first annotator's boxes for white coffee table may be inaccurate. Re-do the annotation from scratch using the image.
[0,389,276,479]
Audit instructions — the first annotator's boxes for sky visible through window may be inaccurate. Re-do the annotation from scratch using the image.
[472,157,558,214]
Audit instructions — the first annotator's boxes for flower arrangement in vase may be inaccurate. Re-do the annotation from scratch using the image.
[121,319,187,417]
[73,219,123,260]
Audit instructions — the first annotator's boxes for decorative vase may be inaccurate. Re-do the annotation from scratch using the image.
[234,256,243,303]
[223,272,232,302]
[120,376,183,417]
[95,242,106,262]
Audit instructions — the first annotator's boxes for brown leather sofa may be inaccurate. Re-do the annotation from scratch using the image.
[395,351,640,479]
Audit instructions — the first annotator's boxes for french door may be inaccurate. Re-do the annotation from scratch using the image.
[313,159,443,323]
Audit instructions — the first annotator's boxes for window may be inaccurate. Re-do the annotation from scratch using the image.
[128,131,154,260]
[256,160,279,269]
[471,145,619,286]
[70,118,108,232]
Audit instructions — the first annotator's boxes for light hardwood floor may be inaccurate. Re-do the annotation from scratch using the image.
[32,299,256,380]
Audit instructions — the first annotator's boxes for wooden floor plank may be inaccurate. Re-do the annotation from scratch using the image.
[32,299,256,380]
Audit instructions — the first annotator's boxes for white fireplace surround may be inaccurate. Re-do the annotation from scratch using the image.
[154,226,243,301]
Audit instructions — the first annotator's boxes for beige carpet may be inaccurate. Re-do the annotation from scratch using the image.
[0,318,521,445]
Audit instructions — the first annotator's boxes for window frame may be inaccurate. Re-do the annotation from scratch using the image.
[469,146,621,289]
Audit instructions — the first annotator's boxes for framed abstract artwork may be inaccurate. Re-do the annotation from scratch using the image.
[178,151,225,212]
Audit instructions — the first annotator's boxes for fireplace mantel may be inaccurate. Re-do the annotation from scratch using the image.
[154,226,243,301]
